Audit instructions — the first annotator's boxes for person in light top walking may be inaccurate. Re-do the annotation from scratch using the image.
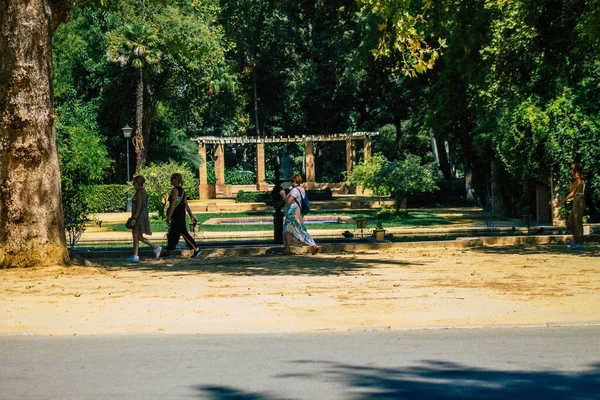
[126,176,162,262]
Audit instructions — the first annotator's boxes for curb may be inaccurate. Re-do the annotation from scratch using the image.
[74,235,582,260]
[349,321,600,332]
[2,322,599,337]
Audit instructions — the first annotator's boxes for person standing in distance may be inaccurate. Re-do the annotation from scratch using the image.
[165,173,202,258]
[557,164,586,249]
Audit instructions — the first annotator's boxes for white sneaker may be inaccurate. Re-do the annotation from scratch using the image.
[126,255,139,263]
[154,246,162,259]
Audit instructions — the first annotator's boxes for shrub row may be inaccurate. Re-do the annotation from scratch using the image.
[82,186,333,209]
[235,191,270,203]
[81,184,129,213]
[235,188,333,203]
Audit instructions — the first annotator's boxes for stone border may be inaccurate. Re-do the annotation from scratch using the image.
[203,216,353,225]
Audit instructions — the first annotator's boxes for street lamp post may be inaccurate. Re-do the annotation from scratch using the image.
[122,124,133,212]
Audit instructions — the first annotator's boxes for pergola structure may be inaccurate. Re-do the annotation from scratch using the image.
[191,132,379,199]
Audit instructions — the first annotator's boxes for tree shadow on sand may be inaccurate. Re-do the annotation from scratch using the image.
[91,253,425,277]
[194,360,600,399]
[470,243,600,257]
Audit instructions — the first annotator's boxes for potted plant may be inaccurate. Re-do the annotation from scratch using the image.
[583,215,592,235]
[373,220,386,242]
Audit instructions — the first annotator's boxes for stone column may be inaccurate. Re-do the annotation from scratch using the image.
[256,142,268,191]
[345,139,355,178]
[305,140,315,190]
[198,142,211,199]
[214,142,226,193]
[363,137,372,162]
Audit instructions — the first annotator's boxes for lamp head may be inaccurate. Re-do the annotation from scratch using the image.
[122,124,133,138]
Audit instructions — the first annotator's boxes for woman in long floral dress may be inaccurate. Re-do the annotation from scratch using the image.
[279,174,319,255]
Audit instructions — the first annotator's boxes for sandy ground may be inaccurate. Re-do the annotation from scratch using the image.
[1,244,599,336]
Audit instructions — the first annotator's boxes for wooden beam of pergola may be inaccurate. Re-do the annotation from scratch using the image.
[190,131,378,144]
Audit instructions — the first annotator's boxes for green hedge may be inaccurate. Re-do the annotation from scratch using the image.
[235,188,333,203]
[82,184,129,213]
[235,191,270,203]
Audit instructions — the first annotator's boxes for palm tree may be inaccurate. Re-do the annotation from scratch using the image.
[107,22,163,173]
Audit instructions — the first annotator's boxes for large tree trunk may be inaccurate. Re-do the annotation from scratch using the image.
[0,0,70,267]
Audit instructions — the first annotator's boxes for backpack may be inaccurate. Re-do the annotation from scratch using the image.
[293,187,310,215]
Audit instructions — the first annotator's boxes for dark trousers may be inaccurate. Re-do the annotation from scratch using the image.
[167,218,196,251]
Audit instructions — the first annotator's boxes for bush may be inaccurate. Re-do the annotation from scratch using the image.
[139,162,198,218]
[376,207,409,220]
[226,169,255,185]
[63,185,90,249]
[350,153,442,211]
[81,184,129,213]
[236,191,270,203]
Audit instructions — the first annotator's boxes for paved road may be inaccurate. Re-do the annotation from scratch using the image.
[1,327,599,399]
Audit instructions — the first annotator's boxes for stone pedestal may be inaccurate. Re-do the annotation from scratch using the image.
[216,184,232,198]
[199,184,214,200]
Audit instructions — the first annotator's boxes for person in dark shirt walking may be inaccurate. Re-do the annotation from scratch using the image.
[165,173,202,258]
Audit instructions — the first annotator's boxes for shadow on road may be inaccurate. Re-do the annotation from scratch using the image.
[195,360,600,399]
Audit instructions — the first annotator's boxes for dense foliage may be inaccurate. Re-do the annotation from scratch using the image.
[53,0,600,220]
[81,184,129,213]
[138,162,198,218]
[350,153,442,211]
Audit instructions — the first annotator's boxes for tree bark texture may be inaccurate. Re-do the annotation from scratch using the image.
[0,0,70,267]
